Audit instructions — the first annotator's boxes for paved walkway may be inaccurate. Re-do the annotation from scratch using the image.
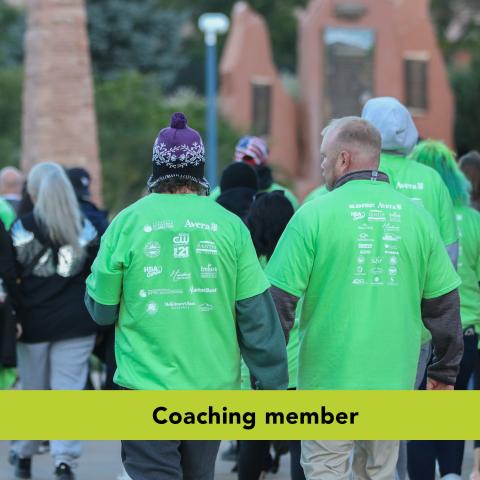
[0,440,474,479]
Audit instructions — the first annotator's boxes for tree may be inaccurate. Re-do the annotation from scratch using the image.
[87,0,189,91]
[0,68,22,168]
[0,1,25,67]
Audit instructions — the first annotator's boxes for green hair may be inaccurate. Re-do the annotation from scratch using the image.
[409,140,471,207]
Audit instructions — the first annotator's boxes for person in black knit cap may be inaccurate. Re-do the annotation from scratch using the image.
[216,162,258,221]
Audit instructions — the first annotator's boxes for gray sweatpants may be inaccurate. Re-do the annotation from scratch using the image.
[301,440,399,480]
[121,440,221,480]
[12,335,95,465]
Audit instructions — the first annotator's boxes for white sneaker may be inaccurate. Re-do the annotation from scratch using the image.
[441,474,462,480]
[117,466,133,480]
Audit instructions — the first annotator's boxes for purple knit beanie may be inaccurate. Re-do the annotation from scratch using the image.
[148,112,209,192]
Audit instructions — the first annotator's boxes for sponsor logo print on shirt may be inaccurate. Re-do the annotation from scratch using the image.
[170,270,192,282]
[144,220,174,233]
[351,212,366,221]
[382,234,401,242]
[144,266,163,278]
[199,303,214,312]
[196,240,218,255]
[146,302,159,315]
[367,210,386,222]
[389,213,401,223]
[139,288,183,298]
[383,222,400,233]
[184,220,218,232]
[352,279,365,285]
[396,181,424,191]
[200,264,218,279]
[173,233,190,259]
[189,287,217,294]
[144,241,161,258]
[164,301,195,310]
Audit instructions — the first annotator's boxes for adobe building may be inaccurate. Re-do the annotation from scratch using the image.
[219,2,299,179]
[220,0,454,198]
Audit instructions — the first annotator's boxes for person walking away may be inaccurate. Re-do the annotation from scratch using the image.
[0,167,25,214]
[210,136,299,210]
[407,141,480,480]
[85,112,288,480]
[266,117,464,480]
[362,97,459,478]
[8,162,98,480]
[216,162,259,221]
[459,151,480,212]
[237,191,304,480]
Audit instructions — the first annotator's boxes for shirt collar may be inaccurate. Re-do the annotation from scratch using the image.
[333,170,390,190]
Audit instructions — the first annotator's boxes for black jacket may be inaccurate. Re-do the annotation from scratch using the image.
[9,213,99,343]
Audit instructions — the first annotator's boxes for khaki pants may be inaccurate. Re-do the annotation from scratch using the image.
[301,440,399,480]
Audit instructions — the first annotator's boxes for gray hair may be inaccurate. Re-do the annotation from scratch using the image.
[0,166,24,195]
[323,116,382,157]
[27,162,83,248]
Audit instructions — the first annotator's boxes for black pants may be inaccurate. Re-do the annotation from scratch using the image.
[122,440,220,480]
[237,440,305,480]
[407,328,478,479]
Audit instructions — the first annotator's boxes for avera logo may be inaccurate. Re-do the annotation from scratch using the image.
[144,241,161,258]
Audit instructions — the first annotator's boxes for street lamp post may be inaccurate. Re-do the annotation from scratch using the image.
[198,13,230,188]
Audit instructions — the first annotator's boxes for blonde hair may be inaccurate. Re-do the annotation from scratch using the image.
[27,162,83,248]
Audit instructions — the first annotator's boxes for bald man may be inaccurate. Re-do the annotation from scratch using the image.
[0,167,24,213]
[266,117,463,479]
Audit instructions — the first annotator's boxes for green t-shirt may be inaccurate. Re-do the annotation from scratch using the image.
[0,368,16,389]
[303,185,329,204]
[87,194,270,390]
[210,182,299,211]
[380,153,458,246]
[0,198,15,230]
[266,179,461,390]
[455,206,480,330]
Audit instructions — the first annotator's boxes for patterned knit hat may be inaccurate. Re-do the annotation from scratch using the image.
[148,112,209,192]
[234,136,269,166]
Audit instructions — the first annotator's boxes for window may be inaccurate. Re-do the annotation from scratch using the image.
[323,27,375,119]
[405,58,428,111]
[251,81,272,137]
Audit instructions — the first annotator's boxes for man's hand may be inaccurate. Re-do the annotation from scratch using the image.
[426,377,454,390]
[470,470,480,480]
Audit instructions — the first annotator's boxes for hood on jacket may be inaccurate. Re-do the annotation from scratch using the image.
[361,97,419,156]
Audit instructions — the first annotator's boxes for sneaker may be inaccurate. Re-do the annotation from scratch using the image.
[9,452,31,479]
[38,440,50,454]
[54,463,75,480]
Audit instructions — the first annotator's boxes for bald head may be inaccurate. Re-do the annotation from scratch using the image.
[0,167,24,196]
[321,117,381,190]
